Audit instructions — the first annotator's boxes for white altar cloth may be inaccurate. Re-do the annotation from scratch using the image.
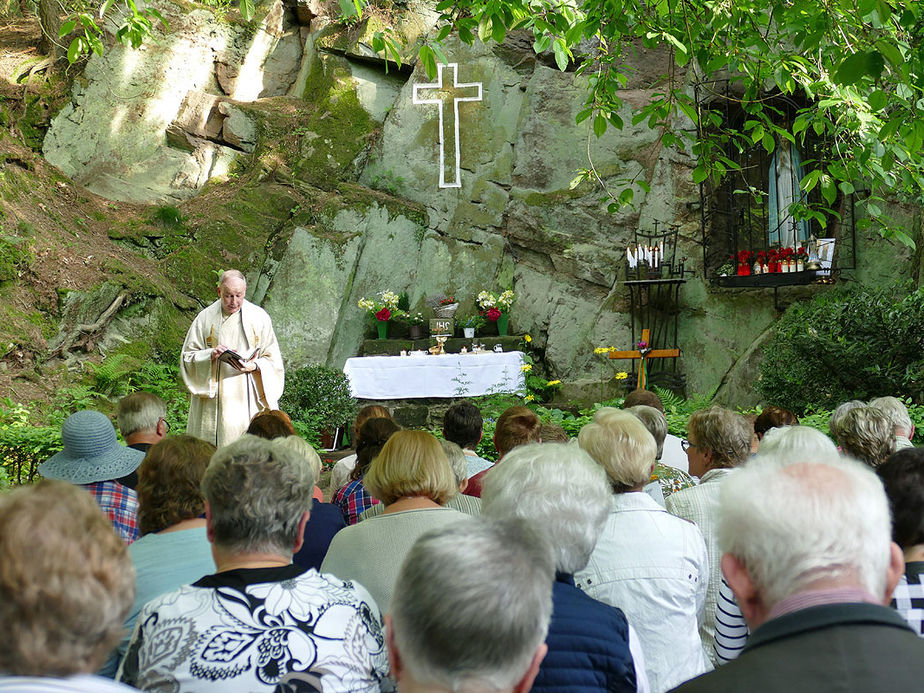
[343,352,526,399]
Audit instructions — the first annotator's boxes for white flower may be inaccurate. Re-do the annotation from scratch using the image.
[358,298,374,311]
[250,579,323,622]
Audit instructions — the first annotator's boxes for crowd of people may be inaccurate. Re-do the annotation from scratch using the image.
[1,386,923,693]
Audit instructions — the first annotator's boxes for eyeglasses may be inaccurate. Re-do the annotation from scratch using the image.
[160,417,171,433]
[681,439,694,452]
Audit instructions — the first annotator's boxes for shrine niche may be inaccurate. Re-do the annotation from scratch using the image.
[693,83,858,289]
[617,223,686,394]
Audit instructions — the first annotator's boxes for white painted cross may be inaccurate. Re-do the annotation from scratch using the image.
[412,62,483,189]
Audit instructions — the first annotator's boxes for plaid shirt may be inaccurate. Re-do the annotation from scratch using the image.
[891,561,924,638]
[84,480,140,544]
[334,479,380,526]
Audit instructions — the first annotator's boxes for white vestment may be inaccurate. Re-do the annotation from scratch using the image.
[181,299,284,448]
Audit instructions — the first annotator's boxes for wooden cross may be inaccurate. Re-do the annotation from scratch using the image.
[609,328,680,390]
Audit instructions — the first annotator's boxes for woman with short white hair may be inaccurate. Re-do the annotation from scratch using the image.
[576,411,711,693]
[481,442,651,693]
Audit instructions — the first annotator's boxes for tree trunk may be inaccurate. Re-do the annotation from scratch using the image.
[37,0,63,58]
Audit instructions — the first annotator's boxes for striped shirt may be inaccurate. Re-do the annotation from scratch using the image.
[714,578,749,663]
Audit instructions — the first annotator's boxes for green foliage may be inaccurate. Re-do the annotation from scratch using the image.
[60,1,168,64]
[757,284,924,413]
[356,0,924,243]
[150,205,184,229]
[653,386,715,438]
[280,365,359,439]
[0,399,62,486]
[0,234,32,282]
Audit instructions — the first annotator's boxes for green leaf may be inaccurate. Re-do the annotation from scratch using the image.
[593,113,607,138]
[66,37,82,64]
[834,51,884,85]
[239,0,255,21]
[533,34,551,53]
[418,45,437,79]
[838,181,855,195]
[619,188,634,206]
[867,89,887,112]
[553,39,568,71]
[692,164,709,184]
[569,173,586,190]
[491,15,506,43]
[576,107,592,124]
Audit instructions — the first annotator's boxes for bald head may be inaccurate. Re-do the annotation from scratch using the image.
[217,270,247,315]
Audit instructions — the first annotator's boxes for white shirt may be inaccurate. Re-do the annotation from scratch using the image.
[575,492,711,693]
[660,433,689,473]
[665,467,737,663]
[0,676,137,693]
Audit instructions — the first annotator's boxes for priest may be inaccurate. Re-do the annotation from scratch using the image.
[181,270,285,448]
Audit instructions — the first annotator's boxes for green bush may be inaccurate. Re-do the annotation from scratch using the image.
[280,365,359,440]
[0,399,61,486]
[757,284,924,413]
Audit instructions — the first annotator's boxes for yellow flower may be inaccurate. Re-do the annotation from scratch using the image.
[593,346,615,355]
[546,380,561,386]
[521,364,532,372]
[524,334,532,343]
[524,394,535,402]
[615,372,629,380]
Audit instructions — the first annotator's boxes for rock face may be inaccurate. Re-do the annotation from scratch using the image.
[42,2,922,404]
[43,1,305,203]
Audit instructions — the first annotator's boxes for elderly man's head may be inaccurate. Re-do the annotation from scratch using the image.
[482,442,611,574]
[718,458,903,629]
[202,435,315,556]
[116,391,167,443]
[578,410,656,492]
[835,406,893,468]
[217,269,247,316]
[0,480,135,676]
[684,406,752,477]
[387,519,554,693]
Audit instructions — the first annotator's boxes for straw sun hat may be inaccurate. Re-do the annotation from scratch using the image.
[38,410,145,485]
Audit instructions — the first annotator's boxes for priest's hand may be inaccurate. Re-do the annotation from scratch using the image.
[238,360,258,373]
[211,344,229,361]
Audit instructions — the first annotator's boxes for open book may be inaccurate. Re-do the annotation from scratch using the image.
[218,347,258,370]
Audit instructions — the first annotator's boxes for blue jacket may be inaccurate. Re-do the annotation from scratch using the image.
[532,573,638,693]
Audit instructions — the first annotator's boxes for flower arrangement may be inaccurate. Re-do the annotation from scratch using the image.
[485,307,502,322]
[477,289,515,312]
[461,314,486,330]
[407,312,426,326]
[439,296,456,306]
[358,290,401,320]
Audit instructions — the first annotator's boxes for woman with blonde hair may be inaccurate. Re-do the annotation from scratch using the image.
[321,430,471,609]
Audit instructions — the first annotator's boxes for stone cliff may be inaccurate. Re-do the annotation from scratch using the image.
[37,0,922,405]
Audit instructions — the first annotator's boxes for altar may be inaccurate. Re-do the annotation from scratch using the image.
[343,351,526,399]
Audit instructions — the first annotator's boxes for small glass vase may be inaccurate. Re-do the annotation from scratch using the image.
[737,263,751,276]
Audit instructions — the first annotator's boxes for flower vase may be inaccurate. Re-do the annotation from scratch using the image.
[463,327,475,338]
[497,313,509,336]
[737,263,751,276]
[409,324,424,341]
[768,260,779,273]
[377,320,388,340]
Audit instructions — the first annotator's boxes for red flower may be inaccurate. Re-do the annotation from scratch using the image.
[440,296,456,305]
[375,308,391,321]
[486,307,502,322]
